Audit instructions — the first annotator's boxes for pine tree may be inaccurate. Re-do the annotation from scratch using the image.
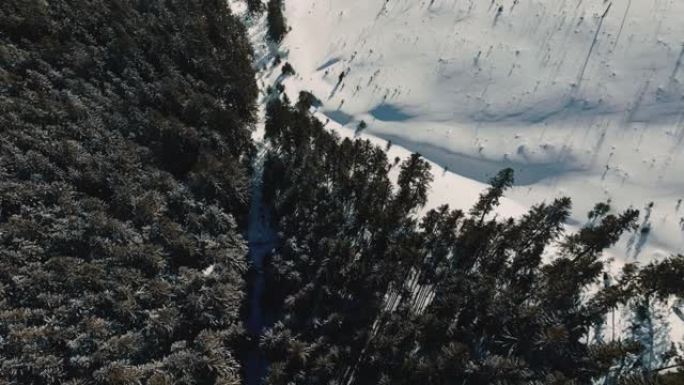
[247,0,263,13]
[0,0,256,383]
[257,89,684,385]
[267,0,287,42]
[626,297,672,373]
[469,168,514,222]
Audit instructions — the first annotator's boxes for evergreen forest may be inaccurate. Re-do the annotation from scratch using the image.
[1,1,683,384]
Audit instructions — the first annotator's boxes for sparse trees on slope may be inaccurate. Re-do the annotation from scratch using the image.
[258,92,684,385]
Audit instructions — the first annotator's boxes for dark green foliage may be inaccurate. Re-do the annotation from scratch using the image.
[638,254,684,299]
[259,95,684,385]
[295,91,320,112]
[281,62,295,76]
[0,0,257,383]
[3,0,683,383]
[273,54,283,66]
[661,371,684,384]
[261,96,423,384]
[247,0,264,13]
[267,0,287,43]
[469,167,514,222]
[356,120,368,135]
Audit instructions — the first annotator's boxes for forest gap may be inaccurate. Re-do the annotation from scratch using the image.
[245,143,279,385]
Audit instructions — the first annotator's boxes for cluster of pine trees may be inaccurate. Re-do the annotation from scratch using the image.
[2,0,684,384]
[0,0,257,383]
[259,91,684,385]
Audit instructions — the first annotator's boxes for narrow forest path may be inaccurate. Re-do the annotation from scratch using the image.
[244,29,281,385]
[245,142,279,385]
[231,3,286,383]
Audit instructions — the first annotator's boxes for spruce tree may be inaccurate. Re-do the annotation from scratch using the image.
[0,0,256,383]
[247,0,263,13]
[267,0,287,42]
[257,93,684,385]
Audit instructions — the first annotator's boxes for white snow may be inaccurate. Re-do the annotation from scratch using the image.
[231,0,684,348]
[272,0,684,262]
[202,264,215,276]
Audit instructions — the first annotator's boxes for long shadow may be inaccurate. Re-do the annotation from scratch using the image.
[376,132,583,186]
[575,3,612,89]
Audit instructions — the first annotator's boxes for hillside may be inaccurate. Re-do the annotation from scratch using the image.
[2,1,684,384]
[230,0,684,367]
[272,0,684,262]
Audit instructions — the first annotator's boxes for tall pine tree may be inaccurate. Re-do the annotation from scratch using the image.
[267,0,287,42]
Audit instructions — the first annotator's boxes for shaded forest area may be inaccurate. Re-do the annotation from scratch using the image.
[1,0,684,384]
[0,0,257,383]
[259,91,684,385]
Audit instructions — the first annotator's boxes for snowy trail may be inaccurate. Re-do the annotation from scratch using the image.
[228,3,280,384]
[245,143,278,385]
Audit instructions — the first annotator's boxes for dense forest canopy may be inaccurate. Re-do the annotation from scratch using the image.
[1,0,684,384]
[258,90,684,385]
[0,0,257,383]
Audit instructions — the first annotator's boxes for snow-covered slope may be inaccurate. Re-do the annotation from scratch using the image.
[228,0,684,357]
[274,0,683,262]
